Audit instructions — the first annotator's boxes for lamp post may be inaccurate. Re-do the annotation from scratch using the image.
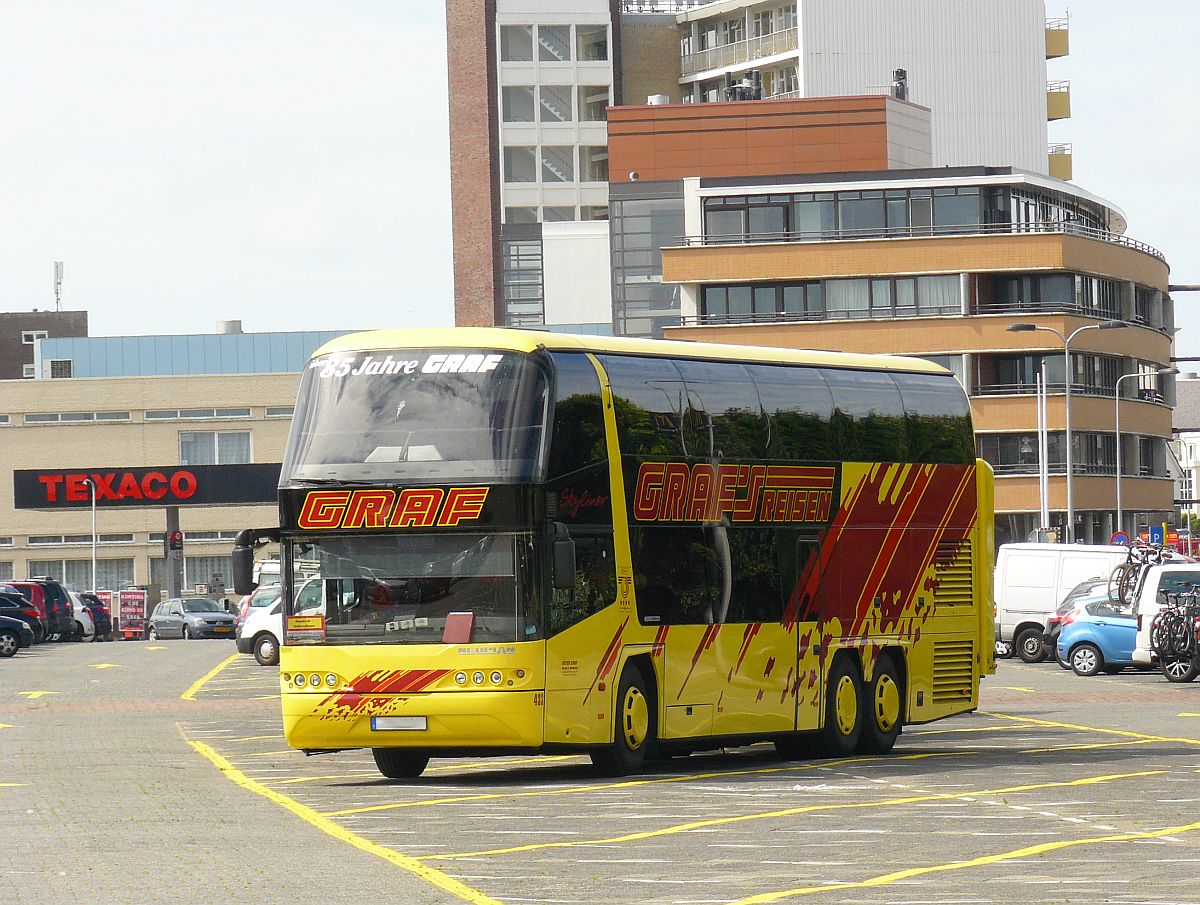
[1007,320,1127,543]
[1115,366,1178,535]
[81,477,97,594]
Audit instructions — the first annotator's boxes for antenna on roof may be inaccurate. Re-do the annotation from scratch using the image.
[53,261,63,311]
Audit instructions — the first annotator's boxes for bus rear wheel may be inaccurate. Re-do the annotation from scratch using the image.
[859,653,903,754]
[371,748,429,779]
[590,662,655,776]
[818,654,863,756]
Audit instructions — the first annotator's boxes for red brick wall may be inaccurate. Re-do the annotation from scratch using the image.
[446,0,500,325]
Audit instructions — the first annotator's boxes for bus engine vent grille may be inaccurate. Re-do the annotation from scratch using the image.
[932,539,973,608]
[932,639,974,703]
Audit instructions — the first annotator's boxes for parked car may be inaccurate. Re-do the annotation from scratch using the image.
[67,592,96,642]
[146,598,235,640]
[236,598,282,666]
[1043,577,1112,666]
[78,593,113,641]
[1056,597,1140,677]
[0,590,45,643]
[9,578,75,641]
[235,583,281,635]
[994,544,1128,663]
[0,613,35,657]
[1129,563,1200,681]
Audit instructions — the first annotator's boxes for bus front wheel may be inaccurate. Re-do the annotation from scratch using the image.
[591,662,656,776]
[858,653,903,754]
[372,748,429,779]
[818,654,863,756]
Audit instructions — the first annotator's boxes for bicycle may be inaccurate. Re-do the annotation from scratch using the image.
[1149,587,1200,683]
[1108,542,1167,607]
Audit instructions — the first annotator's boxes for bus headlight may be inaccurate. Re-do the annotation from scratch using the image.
[454,671,467,685]
[490,671,503,685]
[472,671,485,685]
[325,674,337,688]
[309,674,321,688]
[294,674,306,687]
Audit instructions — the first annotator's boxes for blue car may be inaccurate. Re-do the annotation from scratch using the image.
[1056,598,1138,676]
[0,613,35,657]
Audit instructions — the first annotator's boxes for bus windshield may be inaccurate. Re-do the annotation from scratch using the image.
[280,348,548,485]
[286,533,538,646]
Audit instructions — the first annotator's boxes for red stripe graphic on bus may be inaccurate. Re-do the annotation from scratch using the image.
[314,669,452,718]
[677,624,721,699]
[651,625,669,658]
[583,618,628,705]
[729,623,760,682]
[782,464,977,641]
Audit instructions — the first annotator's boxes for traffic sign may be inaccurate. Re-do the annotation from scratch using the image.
[1110,531,1130,546]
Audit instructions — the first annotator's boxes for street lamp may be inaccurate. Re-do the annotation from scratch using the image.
[81,477,97,595]
[1008,320,1127,543]
[1115,366,1178,535]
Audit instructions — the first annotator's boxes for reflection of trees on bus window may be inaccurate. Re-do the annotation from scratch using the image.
[548,532,615,636]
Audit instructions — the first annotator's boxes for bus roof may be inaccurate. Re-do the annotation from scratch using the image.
[310,328,948,376]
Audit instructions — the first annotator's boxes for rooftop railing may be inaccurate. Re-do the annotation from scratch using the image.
[674,219,1167,262]
[681,27,799,77]
[621,0,708,13]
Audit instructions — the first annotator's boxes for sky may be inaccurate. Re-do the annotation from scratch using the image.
[0,2,1197,352]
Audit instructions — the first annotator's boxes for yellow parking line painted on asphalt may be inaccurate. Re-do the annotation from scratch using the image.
[231,734,283,742]
[145,646,167,650]
[0,724,14,729]
[17,691,58,699]
[982,710,1200,747]
[180,652,241,701]
[1179,713,1200,718]
[420,769,1162,861]
[236,749,298,758]
[997,686,1036,693]
[183,731,504,905]
[1021,738,1160,754]
[908,723,1038,736]
[319,751,962,819]
[90,663,122,669]
[266,772,382,786]
[727,813,1200,903]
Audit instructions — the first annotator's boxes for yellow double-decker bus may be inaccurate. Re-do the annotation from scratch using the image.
[233,328,994,779]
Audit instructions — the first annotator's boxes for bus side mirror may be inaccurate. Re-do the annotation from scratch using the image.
[232,527,280,596]
[551,522,576,591]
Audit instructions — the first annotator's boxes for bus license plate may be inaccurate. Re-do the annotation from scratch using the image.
[371,716,427,731]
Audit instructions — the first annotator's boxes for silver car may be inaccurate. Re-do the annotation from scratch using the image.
[146,597,235,640]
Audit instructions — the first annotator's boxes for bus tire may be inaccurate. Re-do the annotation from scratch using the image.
[859,653,903,755]
[590,662,655,776]
[817,654,863,756]
[371,748,429,779]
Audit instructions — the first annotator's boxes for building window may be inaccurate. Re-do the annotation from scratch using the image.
[0,562,12,582]
[151,555,233,591]
[0,537,11,547]
[542,206,575,222]
[699,276,959,324]
[24,413,63,423]
[503,146,537,183]
[576,24,607,61]
[504,206,539,224]
[48,359,73,378]
[265,406,294,418]
[500,239,544,326]
[21,330,48,344]
[179,431,251,466]
[0,415,9,426]
[581,205,609,221]
[540,146,574,182]
[580,146,608,182]
[538,25,571,62]
[752,9,773,36]
[27,558,134,590]
[501,86,535,123]
[499,25,533,62]
[22,364,35,379]
[538,84,573,122]
[578,86,609,121]
[145,408,250,421]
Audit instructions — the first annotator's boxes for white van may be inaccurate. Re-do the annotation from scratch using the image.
[994,543,1128,662]
[1130,563,1200,679]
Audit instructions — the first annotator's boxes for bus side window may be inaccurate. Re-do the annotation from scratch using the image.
[630,526,721,626]
[723,527,785,623]
[823,368,907,463]
[675,359,764,460]
[893,371,974,465]
[547,533,616,636]
[546,352,608,480]
[601,355,688,458]
[745,364,834,462]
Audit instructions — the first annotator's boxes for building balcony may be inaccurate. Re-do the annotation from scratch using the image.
[1045,16,1070,59]
[680,27,798,79]
[1047,80,1071,121]
[1048,143,1072,181]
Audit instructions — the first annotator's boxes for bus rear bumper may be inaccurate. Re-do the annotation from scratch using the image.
[282,689,545,751]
